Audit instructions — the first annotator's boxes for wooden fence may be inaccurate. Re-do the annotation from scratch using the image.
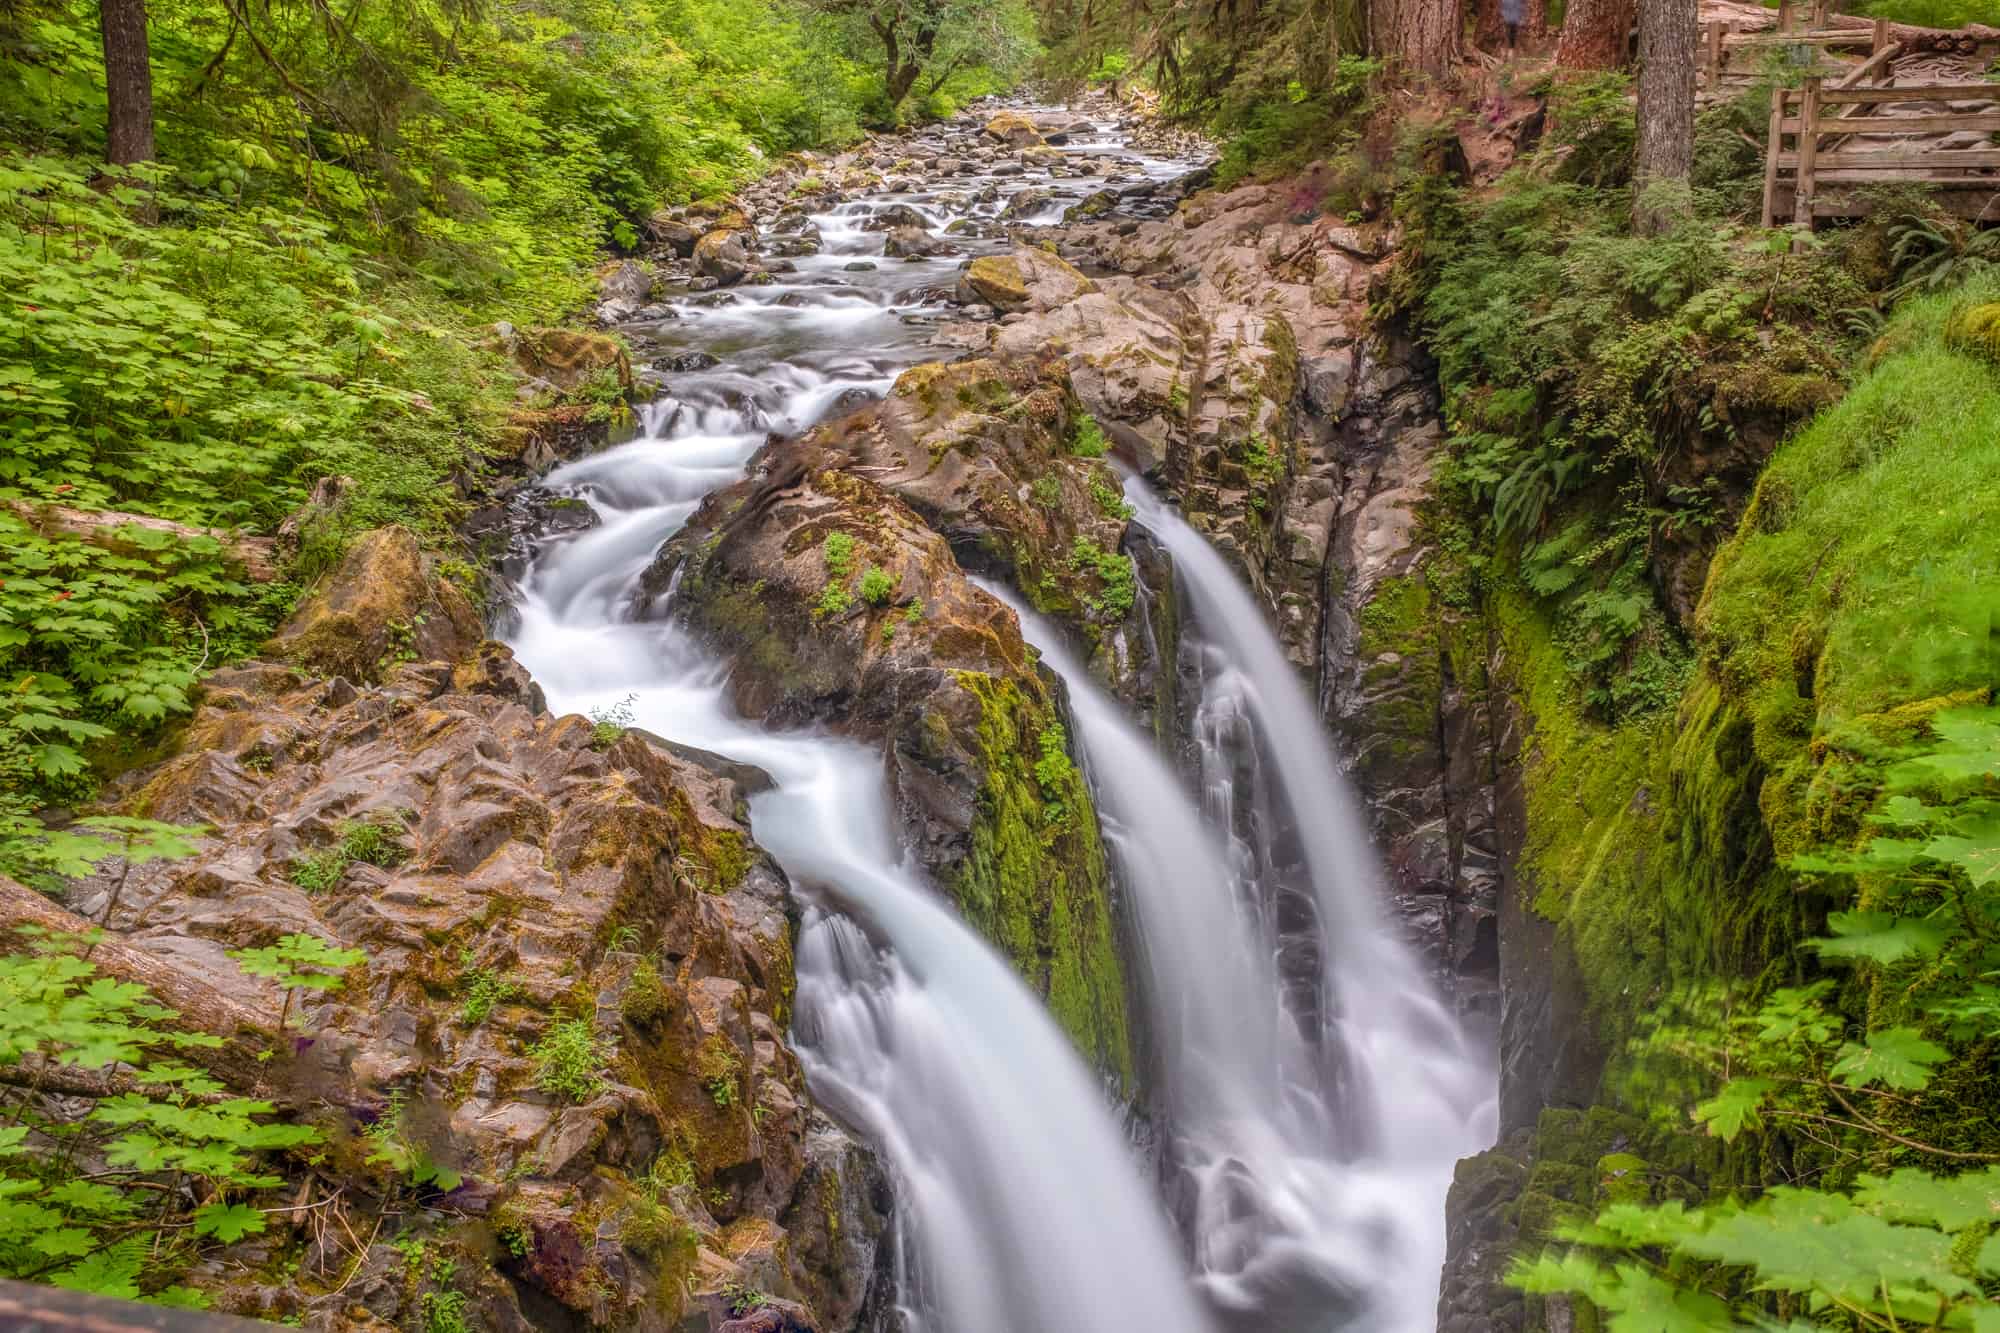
[1762,77,2000,228]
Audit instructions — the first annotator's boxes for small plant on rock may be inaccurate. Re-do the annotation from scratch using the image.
[820,531,856,578]
[459,969,523,1026]
[1069,414,1109,458]
[858,566,897,606]
[531,1016,606,1102]
[815,582,854,619]
[588,694,637,749]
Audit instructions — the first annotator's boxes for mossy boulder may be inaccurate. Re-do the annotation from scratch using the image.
[695,228,753,285]
[637,436,1134,1084]
[266,526,480,682]
[957,255,1030,312]
[501,325,632,394]
[982,110,1043,147]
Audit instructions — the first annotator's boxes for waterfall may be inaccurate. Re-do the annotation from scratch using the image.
[498,101,1486,1332]
[503,214,1213,1331]
[1115,479,1498,1331]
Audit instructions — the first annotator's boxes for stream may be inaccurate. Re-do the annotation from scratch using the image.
[503,105,1492,1332]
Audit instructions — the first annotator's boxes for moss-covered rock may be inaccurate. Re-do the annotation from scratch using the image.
[638,436,1136,1084]
[266,525,480,682]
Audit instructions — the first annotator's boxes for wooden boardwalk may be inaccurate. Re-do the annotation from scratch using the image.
[1693,0,2000,230]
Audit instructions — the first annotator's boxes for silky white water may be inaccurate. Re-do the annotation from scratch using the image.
[504,112,1215,1333]
[1124,479,1499,1331]
[499,106,1486,1333]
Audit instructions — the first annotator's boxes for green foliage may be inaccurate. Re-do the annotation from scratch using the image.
[1032,724,1078,828]
[1068,537,1135,618]
[1397,96,1871,720]
[858,566,897,606]
[721,1278,771,1316]
[0,934,319,1304]
[530,1017,605,1103]
[459,969,523,1027]
[288,815,406,892]
[1088,478,1133,520]
[588,693,637,749]
[0,0,890,853]
[227,934,365,1032]
[1068,414,1109,458]
[821,531,857,578]
[1031,475,1062,509]
[1523,699,2000,1323]
[815,581,855,619]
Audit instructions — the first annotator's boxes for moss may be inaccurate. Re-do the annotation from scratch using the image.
[948,670,1133,1088]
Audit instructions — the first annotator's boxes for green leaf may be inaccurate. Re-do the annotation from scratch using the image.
[1809,912,1955,965]
[1693,1078,1773,1141]
[192,1201,266,1242]
[1831,1028,1949,1091]
[50,1238,144,1299]
[1853,1167,2000,1231]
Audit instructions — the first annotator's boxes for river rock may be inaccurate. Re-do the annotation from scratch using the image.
[1000,186,1053,220]
[266,526,480,682]
[859,203,929,231]
[882,225,958,259]
[695,229,754,285]
[983,110,1044,147]
[634,432,1135,1086]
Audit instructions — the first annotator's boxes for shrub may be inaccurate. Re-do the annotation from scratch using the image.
[821,531,857,577]
[1068,414,1109,458]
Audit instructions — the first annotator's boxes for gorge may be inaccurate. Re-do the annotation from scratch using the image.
[7,2,2000,1329]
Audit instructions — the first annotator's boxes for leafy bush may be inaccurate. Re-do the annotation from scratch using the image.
[228,934,366,1032]
[821,531,857,578]
[1068,414,1110,458]
[1520,707,2000,1325]
[0,933,322,1305]
[1069,537,1136,618]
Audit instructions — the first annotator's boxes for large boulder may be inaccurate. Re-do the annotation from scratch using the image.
[983,110,1044,147]
[499,325,632,395]
[859,203,930,231]
[882,225,959,259]
[69,640,893,1328]
[694,228,754,285]
[266,526,480,682]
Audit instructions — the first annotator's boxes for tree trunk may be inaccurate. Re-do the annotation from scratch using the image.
[98,0,155,165]
[1555,0,1635,68]
[1633,0,1697,233]
[1370,0,1463,76]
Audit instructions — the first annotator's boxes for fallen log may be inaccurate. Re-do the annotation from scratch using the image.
[0,873,273,1092]
[4,501,281,582]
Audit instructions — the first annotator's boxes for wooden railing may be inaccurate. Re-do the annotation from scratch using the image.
[1762,77,2000,229]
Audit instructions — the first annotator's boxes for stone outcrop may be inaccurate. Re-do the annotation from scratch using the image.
[266,526,482,684]
[53,543,891,1329]
[632,422,1136,1087]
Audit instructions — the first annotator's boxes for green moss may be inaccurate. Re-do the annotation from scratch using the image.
[948,670,1133,1088]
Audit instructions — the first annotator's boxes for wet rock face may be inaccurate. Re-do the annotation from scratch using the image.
[80,599,889,1326]
[632,433,1135,1087]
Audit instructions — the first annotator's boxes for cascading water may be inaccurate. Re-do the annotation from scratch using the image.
[504,111,1214,1333]
[1121,478,1498,1331]
[499,101,1487,1333]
